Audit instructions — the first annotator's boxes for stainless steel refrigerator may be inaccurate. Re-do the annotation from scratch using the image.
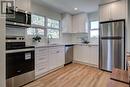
[99,20,125,72]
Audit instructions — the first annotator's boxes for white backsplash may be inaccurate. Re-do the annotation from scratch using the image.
[6,27,91,46]
[25,32,73,46]
[6,27,25,36]
[71,33,88,43]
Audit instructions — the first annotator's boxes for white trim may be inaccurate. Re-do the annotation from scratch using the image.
[73,60,98,68]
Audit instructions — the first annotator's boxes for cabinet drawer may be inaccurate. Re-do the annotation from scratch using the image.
[36,62,48,68]
[35,53,48,57]
[36,58,48,64]
[36,55,48,61]
[35,52,48,57]
[35,48,48,53]
[36,62,48,71]
[49,46,65,54]
[35,66,48,76]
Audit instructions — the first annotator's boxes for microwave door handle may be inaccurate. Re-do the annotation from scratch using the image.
[26,13,28,24]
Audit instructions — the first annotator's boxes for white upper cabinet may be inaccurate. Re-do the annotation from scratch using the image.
[99,4,111,22]
[111,0,126,20]
[72,13,89,33]
[99,0,126,22]
[62,13,89,33]
[62,14,73,33]
[15,0,31,12]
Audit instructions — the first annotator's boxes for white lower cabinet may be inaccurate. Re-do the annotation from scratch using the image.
[35,47,49,77]
[49,46,65,70]
[90,46,99,66]
[35,46,65,78]
[74,45,99,67]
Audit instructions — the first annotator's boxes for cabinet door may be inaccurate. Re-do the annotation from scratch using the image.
[72,14,88,33]
[49,46,65,70]
[57,46,65,67]
[83,46,91,63]
[49,48,57,70]
[111,0,126,20]
[15,0,31,12]
[99,4,111,22]
[74,45,90,63]
[74,45,99,67]
[72,15,79,33]
[90,46,99,66]
[62,14,73,33]
[74,45,84,61]
[35,62,48,76]
[78,14,88,33]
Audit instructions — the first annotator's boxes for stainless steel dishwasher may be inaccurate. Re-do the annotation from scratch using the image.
[65,45,73,65]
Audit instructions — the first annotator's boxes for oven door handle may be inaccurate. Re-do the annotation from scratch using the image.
[6,48,34,54]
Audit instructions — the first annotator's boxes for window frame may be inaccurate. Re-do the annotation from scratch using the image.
[27,28,45,36]
[27,14,61,39]
[31,14,46,29]
[89,21,99,43]
[46,18,61,39]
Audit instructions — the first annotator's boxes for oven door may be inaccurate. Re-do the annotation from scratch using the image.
[6,49,35,79]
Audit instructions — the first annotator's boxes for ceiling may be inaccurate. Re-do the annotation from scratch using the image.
[32,0,100,14]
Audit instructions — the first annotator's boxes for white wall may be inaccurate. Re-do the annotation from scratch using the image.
[0,16,6,87]
[127,0,130,52]
[0,1,6,87]
[88,11,99,22]
[31,1,61,20]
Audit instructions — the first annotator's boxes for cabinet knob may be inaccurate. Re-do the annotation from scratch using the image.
[56,51,59,53]
[17,70,21,73]
[88,45,92,47]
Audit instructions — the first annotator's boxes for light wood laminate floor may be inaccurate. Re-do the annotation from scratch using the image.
[23,63,111,87]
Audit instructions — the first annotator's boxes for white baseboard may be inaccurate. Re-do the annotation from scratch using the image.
[73,60,98,68]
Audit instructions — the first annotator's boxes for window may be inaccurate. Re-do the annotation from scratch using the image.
[31,14,45,27]
[90,21,99,30]
[47,29,60,39]
[27,14,45,36]
[47,18,60,38]
[90,21,99,43]
[27,15,60,39]
[37,28,44,35]
[27,28,36,35]
[47,18,60,29]
[27,28,44,36]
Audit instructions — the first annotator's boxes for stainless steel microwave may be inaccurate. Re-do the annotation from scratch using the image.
[6,10,31,27]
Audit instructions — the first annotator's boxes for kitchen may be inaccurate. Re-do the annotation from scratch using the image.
[0,0,130,87]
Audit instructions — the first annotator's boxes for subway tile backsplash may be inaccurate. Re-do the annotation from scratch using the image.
[6,27,25,36]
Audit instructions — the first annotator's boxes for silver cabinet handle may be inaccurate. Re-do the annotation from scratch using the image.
[56,51,59,53]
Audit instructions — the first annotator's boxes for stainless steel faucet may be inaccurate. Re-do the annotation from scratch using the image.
[47,34,52,44]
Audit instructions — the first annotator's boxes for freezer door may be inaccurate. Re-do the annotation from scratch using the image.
[100,21,124,37]
[100,39,124,71]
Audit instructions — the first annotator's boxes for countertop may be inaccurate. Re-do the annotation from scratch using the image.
[31,43,99,48]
